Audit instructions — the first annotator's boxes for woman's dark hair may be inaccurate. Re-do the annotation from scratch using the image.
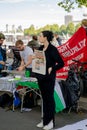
[42,30,54,42]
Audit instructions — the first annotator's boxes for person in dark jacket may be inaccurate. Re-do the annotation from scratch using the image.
[35,30,64,130]
[27,35,40,51]
[0,33,6,72]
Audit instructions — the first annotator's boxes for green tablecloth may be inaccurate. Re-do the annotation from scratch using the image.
[16,81,39,89]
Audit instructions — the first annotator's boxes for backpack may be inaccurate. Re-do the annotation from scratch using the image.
[0,93,13,108]
[13,91,21,107]
[23,91,35,108]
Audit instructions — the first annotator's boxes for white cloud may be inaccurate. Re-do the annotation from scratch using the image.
[0,0,39,3]
[0,0,27,3]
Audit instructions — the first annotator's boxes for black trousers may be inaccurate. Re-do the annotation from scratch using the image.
[38,78,55,126]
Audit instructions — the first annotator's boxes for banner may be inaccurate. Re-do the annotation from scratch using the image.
[56,27,87,79]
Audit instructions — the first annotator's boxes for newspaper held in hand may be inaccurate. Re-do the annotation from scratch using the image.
[32,49,46,75]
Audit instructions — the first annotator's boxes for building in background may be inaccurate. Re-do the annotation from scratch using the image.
[65,15,73,25]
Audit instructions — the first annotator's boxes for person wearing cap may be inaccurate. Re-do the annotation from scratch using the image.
[0,32,6,72]
[81,19,87,35]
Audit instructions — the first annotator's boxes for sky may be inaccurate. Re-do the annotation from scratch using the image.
[0,0,87,31]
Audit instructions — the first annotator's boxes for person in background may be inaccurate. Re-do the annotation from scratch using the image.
[27,35,40,51]
[51,35,59,47]
[54,33,62,46]
[7,46,21,70]
[35,30,64,130]
[0,33,6,72]
[81,19,87,35]
[15,40,34,77]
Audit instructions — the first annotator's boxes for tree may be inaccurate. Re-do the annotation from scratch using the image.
[28,24,35,35]
[75,23,81,31]
[50,24,60,33]
[43,24,51,31]
[66,22,75,35]
[58,0,87,12]
[59,25,67,35]
[24,29,29,35]
[24,25,36,35]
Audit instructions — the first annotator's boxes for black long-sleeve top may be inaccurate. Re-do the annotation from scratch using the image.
[35,43,64,80]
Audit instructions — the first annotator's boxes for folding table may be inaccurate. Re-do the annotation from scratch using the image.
[16,78,43,118]
[16,79,66,114]
[0,75,66,115]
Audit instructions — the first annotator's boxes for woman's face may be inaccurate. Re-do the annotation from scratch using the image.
[38,33,46,44]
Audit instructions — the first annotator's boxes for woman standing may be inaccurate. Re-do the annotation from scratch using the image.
[35,30,64,130]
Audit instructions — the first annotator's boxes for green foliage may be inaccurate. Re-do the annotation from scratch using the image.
[59,25,67,35]
[66,22,75,35]
[24,29,29,35]
[75,23,81,31]
[50,24,60,33]
[58,0,87,12]
[24,22,82,37]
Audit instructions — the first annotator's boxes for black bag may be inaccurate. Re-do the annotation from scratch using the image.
[0,72,9,77]
[11,48,21,70]
[23,91,34,108]
[59,80,72,108]
[66,70,80,105]
[12,57,21,70]
[0,93,13,108]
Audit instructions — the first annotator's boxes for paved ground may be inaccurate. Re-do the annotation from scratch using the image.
[0,98,87,130]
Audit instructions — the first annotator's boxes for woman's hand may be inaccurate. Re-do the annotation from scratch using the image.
[48,67,52,74]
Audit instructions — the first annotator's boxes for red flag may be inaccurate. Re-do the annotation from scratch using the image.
[56,27,87,79]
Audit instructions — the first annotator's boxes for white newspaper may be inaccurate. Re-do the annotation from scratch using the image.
[32,50,46,75]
